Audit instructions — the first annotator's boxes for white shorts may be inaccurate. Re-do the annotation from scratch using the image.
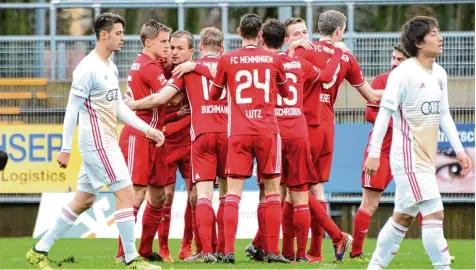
[77,148,132,195]
[394,172,441,210]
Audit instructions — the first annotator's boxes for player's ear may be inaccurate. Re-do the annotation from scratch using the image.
[258,30,263,39]
[219,44,224,55]
[237,28,242,37]
[199,43,204,53]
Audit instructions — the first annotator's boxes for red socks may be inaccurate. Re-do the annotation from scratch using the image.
[308,194,342,256]
[252,203,267,252]
[293,204,311,259]
[224,194,241,254]
[265,194,282,255]
[281,201,295,258]
[191,207,202,253]
[196,198,214,254]
[351,208,373,257]
[158,204,171,253]
[212,209,218,253]
[216,197,225,254]
[139,202,162,256]
[182,200,193,248]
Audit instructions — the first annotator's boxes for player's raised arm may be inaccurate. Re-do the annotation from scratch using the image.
[117,93,165,146]
[210,56,227,100]
[124,85,179,110]
[171,61,215,79]
[275,56,289,98]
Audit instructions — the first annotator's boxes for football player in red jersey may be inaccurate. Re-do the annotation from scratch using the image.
[285,12,382,262]
[209,13,291,264]
[350,43,408,261]
[246,18,353,263]
[125,27,227,263]
[116,20,171,262]
[263,19,355,262]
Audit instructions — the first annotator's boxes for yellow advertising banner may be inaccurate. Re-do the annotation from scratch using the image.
[0,125,82,193]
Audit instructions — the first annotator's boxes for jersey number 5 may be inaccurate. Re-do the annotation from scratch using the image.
[235,69,270,104]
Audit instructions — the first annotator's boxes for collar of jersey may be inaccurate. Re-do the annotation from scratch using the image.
[203,53,219,59]
[277,51,286,55]
[244,44,258,48]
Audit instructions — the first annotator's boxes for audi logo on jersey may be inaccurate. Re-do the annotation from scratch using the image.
[421,101,440,115]
[106,89,119,101]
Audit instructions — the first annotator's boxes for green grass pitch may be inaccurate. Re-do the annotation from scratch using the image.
[1,238,474,269]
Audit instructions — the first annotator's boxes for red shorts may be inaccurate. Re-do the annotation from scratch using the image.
[119,132,167,187]
[191,132,228,184]
[307,124,334,183]
[281,137,316,191]
[165,143,191,187]
[226,134,281,179]
[361,153,393,191]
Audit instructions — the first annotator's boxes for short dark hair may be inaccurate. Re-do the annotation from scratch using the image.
[318,10,347,36]
[262,18,286,49]
[401,16,439,57]
[239,13,262,39]
[393,43,410,58]
[140,20,172,47]
[93,13,125,40]
[171,30,194,49]
[283,17,306,36]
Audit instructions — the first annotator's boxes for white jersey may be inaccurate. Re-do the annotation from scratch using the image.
[71,51,121,153]
[381,58,448,175]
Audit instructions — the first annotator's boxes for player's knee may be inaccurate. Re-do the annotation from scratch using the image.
[423,210,444,221]
[72,196,95,212]
[393,212,414,228]
[165,188,175,204]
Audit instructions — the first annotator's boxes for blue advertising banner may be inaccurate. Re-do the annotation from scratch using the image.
[173,124,474,193]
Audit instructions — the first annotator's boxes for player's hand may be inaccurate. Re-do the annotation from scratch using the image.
[290,39,314,51]
[364,156,380,176]
[123,94,137,111]
[177,105,191,118]
[146,128,165,147]
[335,41,351,54]
[57,152,71,169]
[456,151,472,176]
[172,61,196,78]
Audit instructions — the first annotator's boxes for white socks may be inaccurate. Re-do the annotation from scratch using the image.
[368,218,407,269]
[35,205,78,253]
[115,208,139,263]
[422,220,451,269]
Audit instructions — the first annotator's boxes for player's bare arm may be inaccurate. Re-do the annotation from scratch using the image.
[287,38,314,57]
[171,61,196,78]
[124,85,179,110]
[355,82,383,103]
[117,93,165,146]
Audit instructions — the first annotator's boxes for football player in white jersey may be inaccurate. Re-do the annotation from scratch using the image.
[364,16,472,270]
[26,13,164,270]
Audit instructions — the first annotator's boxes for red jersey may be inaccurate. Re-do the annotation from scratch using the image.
[275,53,319,139]
[295,40,365,125]
[210,45,288,136]
[167,54,227,141]
[164,100,191,147]
[122,53,167,138]
[366,71,392,157]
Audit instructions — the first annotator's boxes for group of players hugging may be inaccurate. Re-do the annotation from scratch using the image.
[25,7,471,270]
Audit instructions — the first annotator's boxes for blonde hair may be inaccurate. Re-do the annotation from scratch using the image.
[200,27,224,52]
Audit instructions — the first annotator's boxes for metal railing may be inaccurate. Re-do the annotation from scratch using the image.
[0,32,474,79]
